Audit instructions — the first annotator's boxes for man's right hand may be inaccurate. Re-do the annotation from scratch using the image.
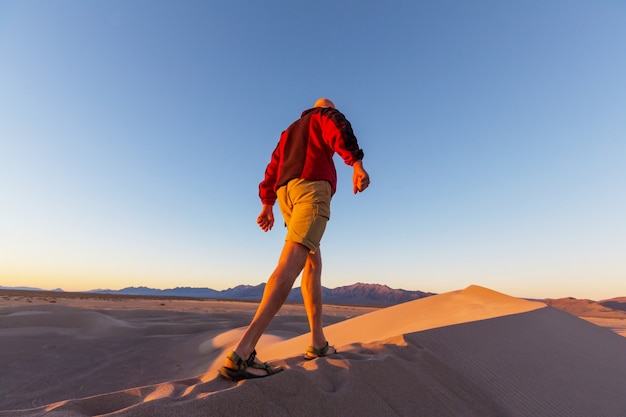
[257,204,275,232]
[352,160,370,194]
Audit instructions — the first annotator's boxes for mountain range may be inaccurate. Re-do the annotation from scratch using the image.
[0,283,432,307]
[86,282,435,307]
[2,284,625,312]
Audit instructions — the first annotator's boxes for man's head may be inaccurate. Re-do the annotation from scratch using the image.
[313,98,335,109]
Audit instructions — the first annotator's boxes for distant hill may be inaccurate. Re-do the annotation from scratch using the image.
[0,286,64,292]
[0,286,59,292]
[288,283,434,306]
[1,283,433,307]
[599,297,626,312]
[89,284,266,301]
[543,297,626,319]
[90,286,222,299]
[5,284,625,310]
[90,283,434,307]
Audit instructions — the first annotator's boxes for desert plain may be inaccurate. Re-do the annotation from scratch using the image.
[1,285,625,417]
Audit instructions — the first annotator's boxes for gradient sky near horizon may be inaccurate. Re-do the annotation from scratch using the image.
[1,1,625,300]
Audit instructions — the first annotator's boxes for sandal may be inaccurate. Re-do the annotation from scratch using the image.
[219,350,283,381]
[304,341,336,360]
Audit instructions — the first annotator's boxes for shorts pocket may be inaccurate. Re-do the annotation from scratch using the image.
[315,201,330,220]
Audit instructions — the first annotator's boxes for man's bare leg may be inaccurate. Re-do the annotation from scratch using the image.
[224,240,310,376]
[301,248,327,349]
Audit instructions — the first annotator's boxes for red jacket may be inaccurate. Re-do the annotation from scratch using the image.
[259,107,364,205]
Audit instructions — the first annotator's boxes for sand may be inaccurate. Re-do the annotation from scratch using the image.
[582,317,626,338]
[1,285,625,417]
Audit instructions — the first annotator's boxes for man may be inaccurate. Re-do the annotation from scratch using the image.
[220,98,370,381]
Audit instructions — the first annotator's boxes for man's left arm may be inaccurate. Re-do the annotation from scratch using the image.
[323,109,364,166]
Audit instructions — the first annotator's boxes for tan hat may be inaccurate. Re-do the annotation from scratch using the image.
[313,98,335,109]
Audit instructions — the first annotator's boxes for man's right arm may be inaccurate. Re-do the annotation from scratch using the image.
[259,141,281,205]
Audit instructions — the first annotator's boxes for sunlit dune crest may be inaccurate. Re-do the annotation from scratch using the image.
[262,284,545,361]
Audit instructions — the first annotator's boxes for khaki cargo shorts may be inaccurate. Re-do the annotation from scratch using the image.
[276,178,331,252]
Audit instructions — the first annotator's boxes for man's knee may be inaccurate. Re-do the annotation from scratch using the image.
[278,241,311,269]
[306,251,322,269]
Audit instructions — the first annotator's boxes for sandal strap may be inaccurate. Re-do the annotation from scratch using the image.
[226,351,248,371]
[246,349,274,372]
[246,349,258,367]
[248,361,273,372]
[228,349,274,373]
[306,341,330,356]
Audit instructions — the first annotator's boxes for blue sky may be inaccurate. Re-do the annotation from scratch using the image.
[1,0,625,299]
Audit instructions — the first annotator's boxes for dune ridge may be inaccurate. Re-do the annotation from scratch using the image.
[2,285,626,417]
[261,284,544,362]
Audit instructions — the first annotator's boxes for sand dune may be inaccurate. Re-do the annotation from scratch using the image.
[261,285,544,362]
[2,285,626,417]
